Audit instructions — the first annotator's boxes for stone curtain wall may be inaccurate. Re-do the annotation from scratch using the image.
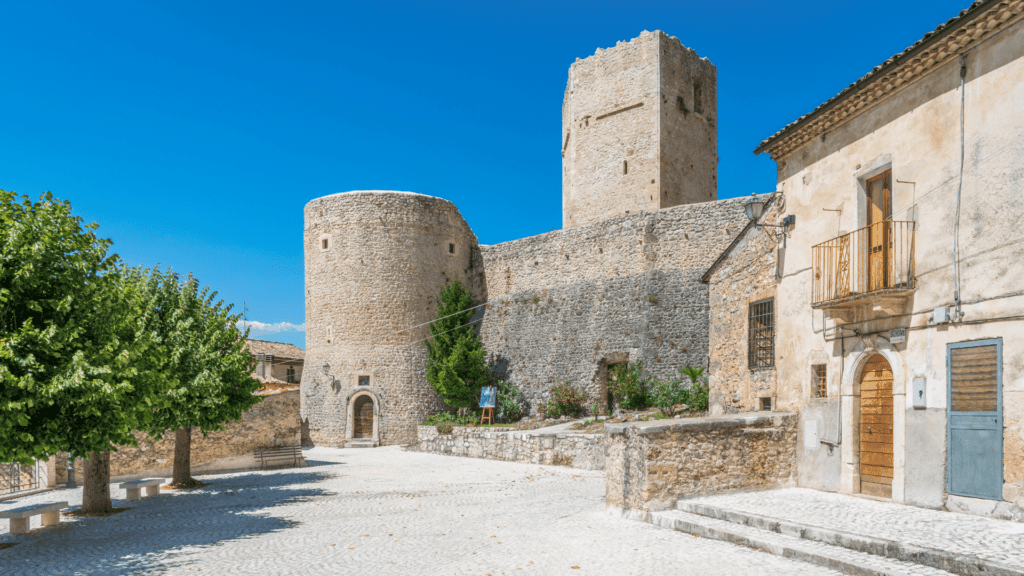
[479,197,749,412]
[108,389,302,478]
[407,427,605,470]
[301,192,485,447]
[562,31,717,229]
[706,200,781,414]
[605,413,798,518]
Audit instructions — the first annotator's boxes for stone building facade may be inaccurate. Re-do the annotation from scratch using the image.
[302,31,737,447]
[562,30,717,229]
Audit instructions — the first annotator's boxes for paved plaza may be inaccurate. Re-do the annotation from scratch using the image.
[0,447,849,576]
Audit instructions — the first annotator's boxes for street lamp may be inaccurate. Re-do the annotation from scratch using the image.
[744,192,795,243]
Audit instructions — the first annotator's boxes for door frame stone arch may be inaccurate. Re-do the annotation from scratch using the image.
[839,335,906,502]
[345,389,380,446]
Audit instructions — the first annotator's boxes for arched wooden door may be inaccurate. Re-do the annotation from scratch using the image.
[353,396,374,439]
[860,354,894,498]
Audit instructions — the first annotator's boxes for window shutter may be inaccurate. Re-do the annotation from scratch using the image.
[949,345,998,412]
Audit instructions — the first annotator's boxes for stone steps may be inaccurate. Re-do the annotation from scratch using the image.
[344,440,376,449]
[664,500,1024,576]
[652,509,959,576]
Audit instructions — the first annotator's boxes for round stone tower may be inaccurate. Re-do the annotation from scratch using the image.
[301,191,481,447]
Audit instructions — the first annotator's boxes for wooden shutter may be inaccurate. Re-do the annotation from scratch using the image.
[950,345,998,412]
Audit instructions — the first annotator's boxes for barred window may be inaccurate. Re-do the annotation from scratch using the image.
[748,298,775,368]
[359,375,370,387]
[813,365,827,398]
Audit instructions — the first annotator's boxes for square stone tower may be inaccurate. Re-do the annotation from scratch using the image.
[562,30,717,228]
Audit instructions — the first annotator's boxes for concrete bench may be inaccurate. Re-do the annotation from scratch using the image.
[0,501,68,535]
[255,445,302,470]
[118,478,165,501]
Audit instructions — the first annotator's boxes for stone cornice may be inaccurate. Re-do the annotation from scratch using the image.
[755,0,1024,161]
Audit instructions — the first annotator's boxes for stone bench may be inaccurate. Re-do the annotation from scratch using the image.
[0,501,68,535]
[118,478,165,501]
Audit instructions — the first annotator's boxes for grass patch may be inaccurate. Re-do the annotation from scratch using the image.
[64,507,130,518]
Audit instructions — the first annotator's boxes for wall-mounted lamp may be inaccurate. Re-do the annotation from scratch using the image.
[322,362,330,375]
[744,193,795,244]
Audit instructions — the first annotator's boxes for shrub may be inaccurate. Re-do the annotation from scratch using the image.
[436,422,454,435]
[539,383,587,419]
[495,380,525,423]
[608,361,653,411]
[424,411,477,426]
[651,376,690,418]
[680,366,710,413]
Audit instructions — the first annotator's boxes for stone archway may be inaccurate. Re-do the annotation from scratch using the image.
[345,390,380,447]
[840,336,906,502]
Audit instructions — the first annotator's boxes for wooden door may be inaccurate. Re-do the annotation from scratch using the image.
[866,171,892,292]
[948,340,1003,500]
[860,354,894,498]
[353,396,374,439]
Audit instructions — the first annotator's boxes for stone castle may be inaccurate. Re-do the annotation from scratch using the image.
[301,31,752,447]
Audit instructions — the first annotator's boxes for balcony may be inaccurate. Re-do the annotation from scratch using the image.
[812,221,916,318]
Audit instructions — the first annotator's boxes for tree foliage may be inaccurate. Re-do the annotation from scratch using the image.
[424,280,487,409]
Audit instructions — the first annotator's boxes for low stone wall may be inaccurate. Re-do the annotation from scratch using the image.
[406,426,605,470]
[107,389,303,480]
[605,412,797,519]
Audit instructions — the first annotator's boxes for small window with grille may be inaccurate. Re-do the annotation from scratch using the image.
[748,298,775,369]
[358,375,370,387]
[813,365,827,398]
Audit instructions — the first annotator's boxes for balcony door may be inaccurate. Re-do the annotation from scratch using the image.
[866,171,892,292]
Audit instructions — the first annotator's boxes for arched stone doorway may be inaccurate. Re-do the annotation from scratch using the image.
[859,354,894,498]
[345,390,380,447]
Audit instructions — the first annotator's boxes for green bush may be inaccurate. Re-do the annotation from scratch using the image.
[436,422,454,435]
[680,366,710,413]
[539,383,587,419]
[423,411,477,426]
[495,380,525,423]
[608,361,653,410]
[651,376,690,418]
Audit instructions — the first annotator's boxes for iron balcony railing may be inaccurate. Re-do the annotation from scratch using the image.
[812,221,916,306]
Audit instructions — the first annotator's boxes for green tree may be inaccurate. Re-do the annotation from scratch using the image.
[0,192,171,512]
[143,271,262,487]
[425,280,487,409]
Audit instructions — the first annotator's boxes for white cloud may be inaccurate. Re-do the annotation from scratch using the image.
[237,320,306,334]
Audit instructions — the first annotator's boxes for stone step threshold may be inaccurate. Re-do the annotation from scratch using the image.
[658,501,1024,576]
[653,509,959,576]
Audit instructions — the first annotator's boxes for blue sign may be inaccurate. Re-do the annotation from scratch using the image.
[480,386,496,408]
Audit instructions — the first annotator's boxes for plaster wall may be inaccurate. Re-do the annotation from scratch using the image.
[767,21,1024,516]
[562,31,717,229]
[301,191,484,447]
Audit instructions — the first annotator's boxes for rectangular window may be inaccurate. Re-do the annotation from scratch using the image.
[286,367,296,384]
[949,344,998,412]
[813,365,828,398]
[359,375,370,387]
[322,238,329,250]
[760,397,772,411]
[449,243,455,254]
[748,298,775,369]
[623,161,628,175]
[256,353,265,378]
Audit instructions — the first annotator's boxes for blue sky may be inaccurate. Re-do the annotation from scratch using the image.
[0,1,970,349]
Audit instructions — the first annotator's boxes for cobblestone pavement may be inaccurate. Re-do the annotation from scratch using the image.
[0,447,847,576]
[685,488,1024,568]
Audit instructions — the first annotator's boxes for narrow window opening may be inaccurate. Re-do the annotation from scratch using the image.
[449,243,455,254]
[326,325,333,344]
[693,81,703,115]
[748,298,775,369]
[623,161,628,175]
[813,365,828,398]
[286,366,296,384]
[760,397,772,411]
[322,238,329,250]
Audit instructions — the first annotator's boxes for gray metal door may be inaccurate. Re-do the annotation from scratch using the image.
[947,338,1002,500]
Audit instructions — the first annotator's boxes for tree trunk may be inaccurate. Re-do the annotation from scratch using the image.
[172,425,193,486]
[81,451,111,514]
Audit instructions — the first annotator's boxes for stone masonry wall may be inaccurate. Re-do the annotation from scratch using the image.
[605,413,797,518]
[706,198,781,414]
[479,197,749,412]
[407,426,605,470]
[302,191,484,448]
[562,30,717,229]
[108,389,301,478]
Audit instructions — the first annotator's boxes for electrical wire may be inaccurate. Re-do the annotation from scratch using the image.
[953,54,966,321]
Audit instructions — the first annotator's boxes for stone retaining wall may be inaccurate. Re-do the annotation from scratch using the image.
[605,412,797,519]
[406,426,605,470]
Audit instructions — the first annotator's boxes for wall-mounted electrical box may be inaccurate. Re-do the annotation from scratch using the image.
[912,377,927,409]
[890,327,906,344]
[932,306,949,324]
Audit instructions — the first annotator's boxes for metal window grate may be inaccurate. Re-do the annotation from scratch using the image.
[1,461,44,495]
[359,375,370,387]
[748,298,775,369]
[813,365,828,398]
